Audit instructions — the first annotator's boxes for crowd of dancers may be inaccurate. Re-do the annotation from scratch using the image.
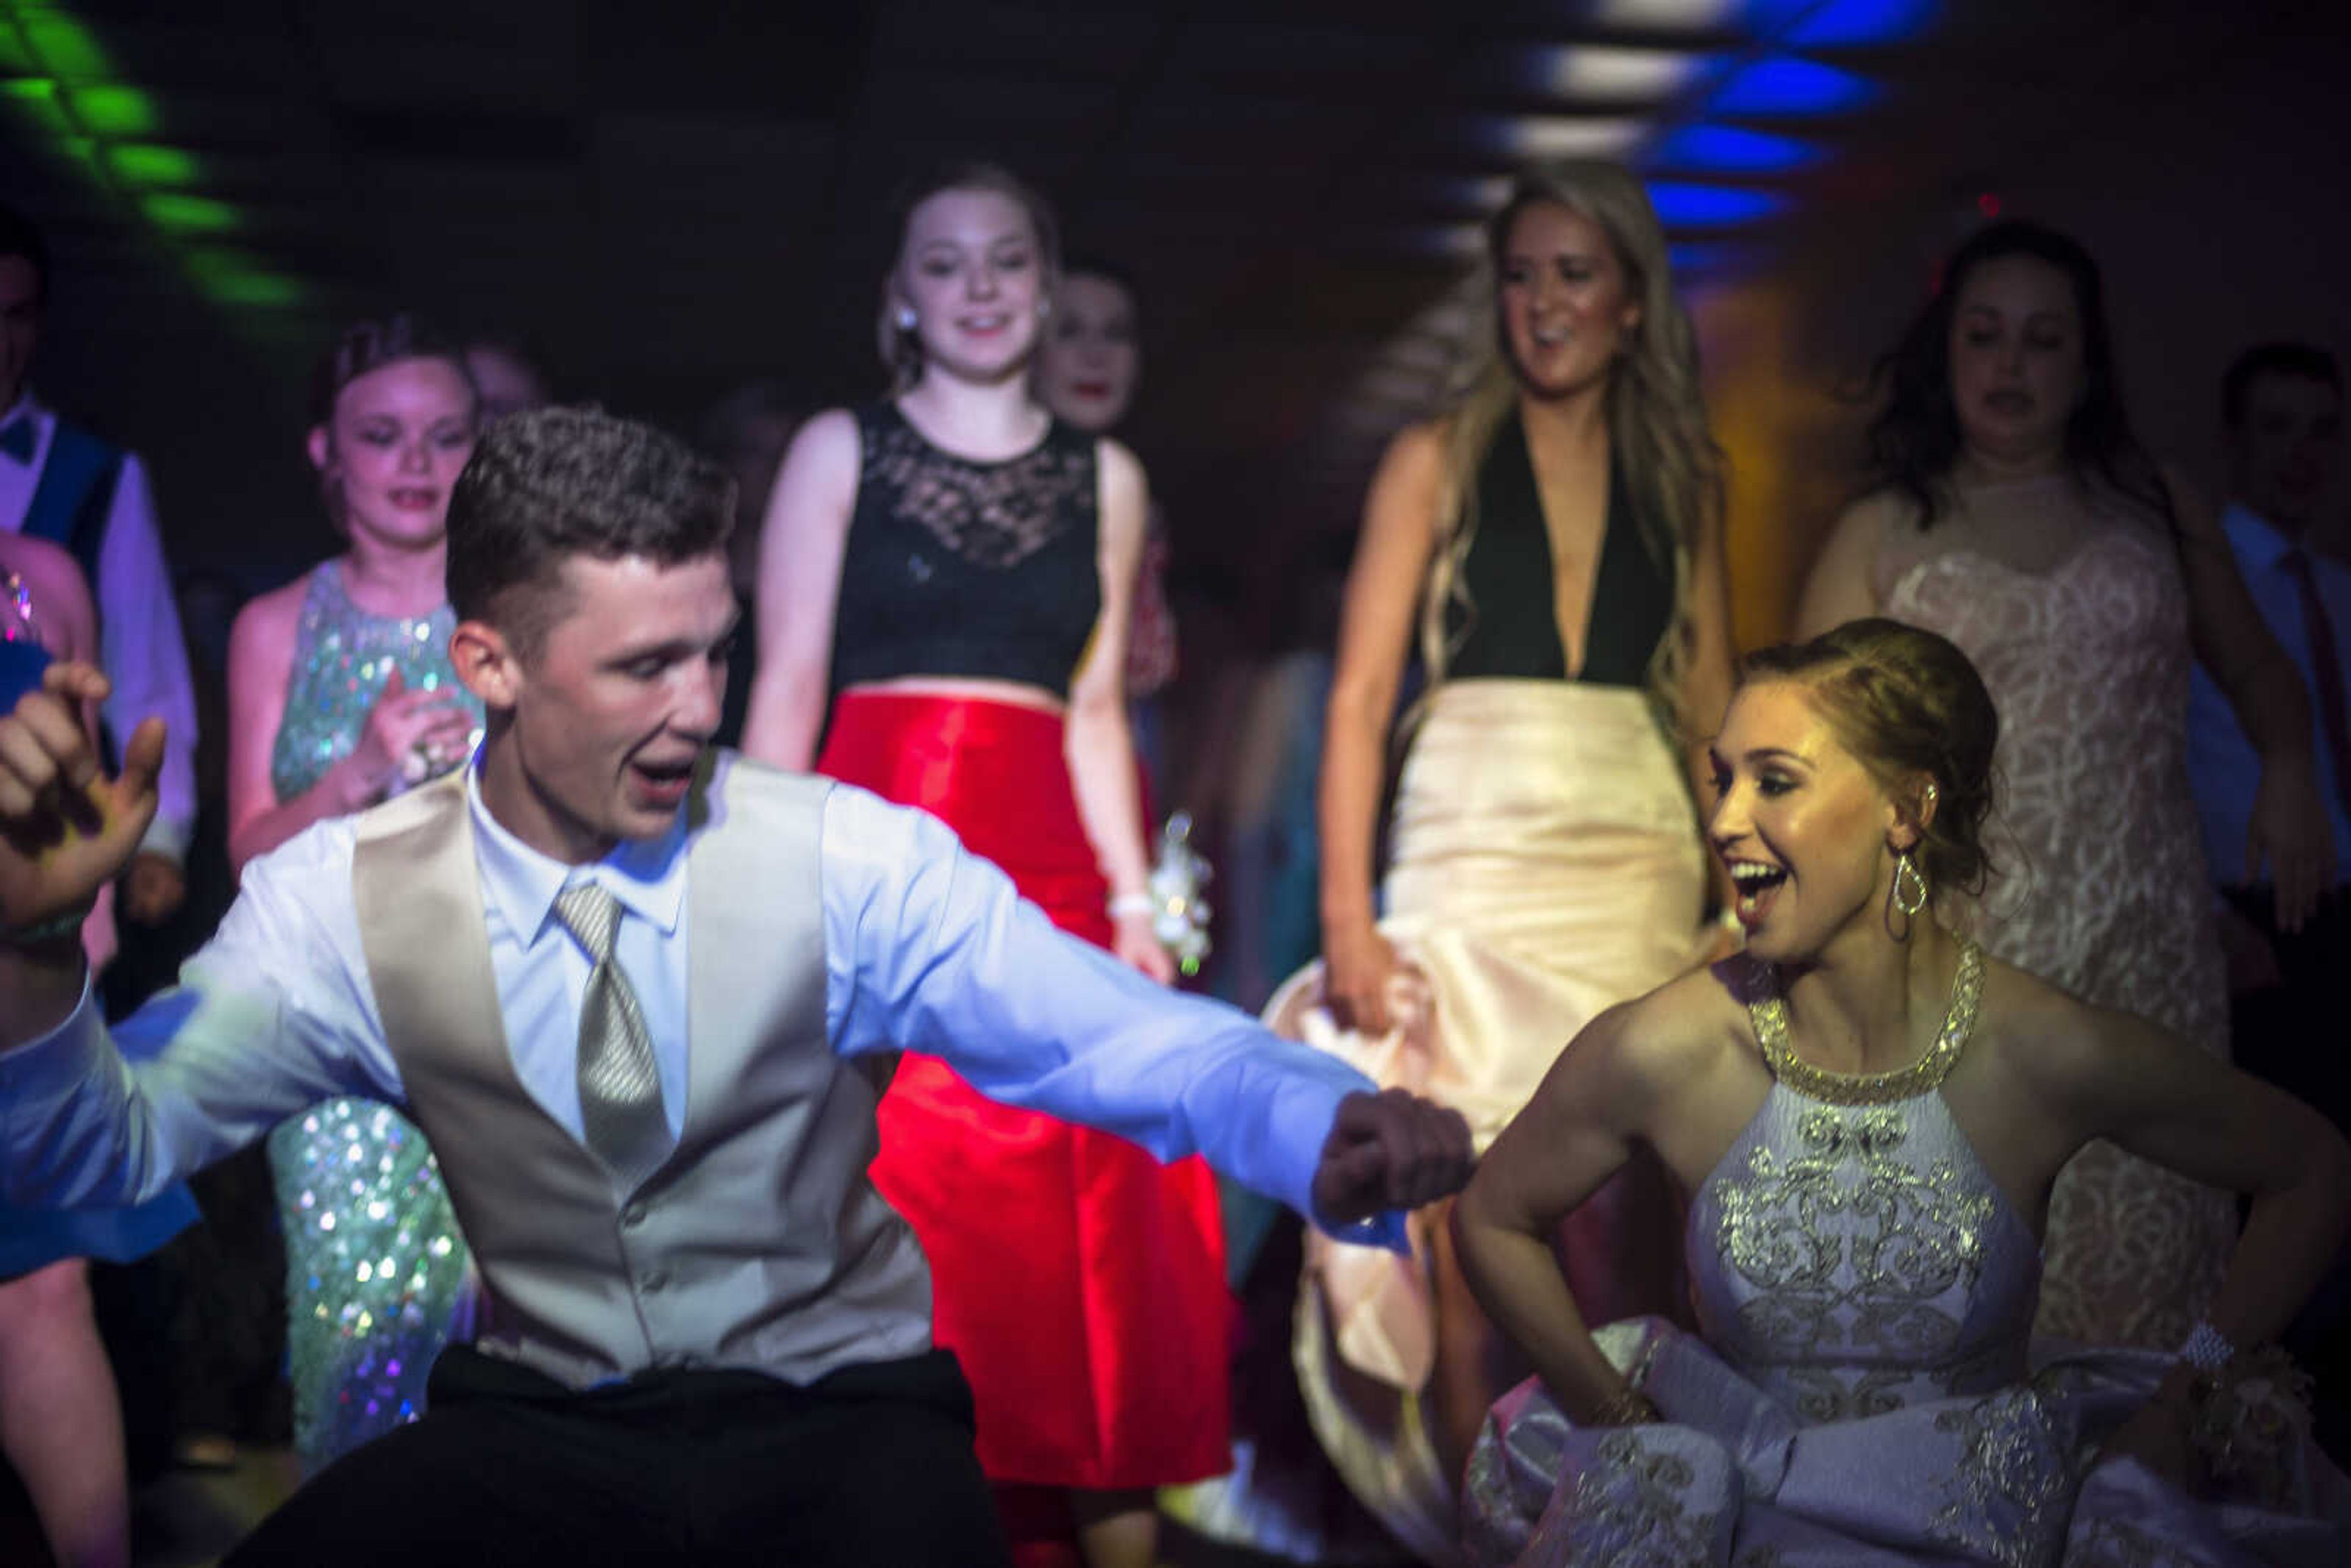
[0,149,2348,1568]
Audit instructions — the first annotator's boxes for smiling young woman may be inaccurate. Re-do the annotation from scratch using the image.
[1452,618,2351,1565]
[1234,159,1734,1559]
[740,164,1214,1568]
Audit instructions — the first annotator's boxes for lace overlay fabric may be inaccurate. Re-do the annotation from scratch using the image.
[831,404,1102,693]
[1880,477,2235,1349]
[265,561,480,1473]
[860,407,1092,568]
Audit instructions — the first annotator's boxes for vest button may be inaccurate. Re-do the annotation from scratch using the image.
[621,1201,649,1228]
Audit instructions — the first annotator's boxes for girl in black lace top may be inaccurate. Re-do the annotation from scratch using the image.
[740,164,1221,1568]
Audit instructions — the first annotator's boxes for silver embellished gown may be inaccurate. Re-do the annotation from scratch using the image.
[1465,947,2347,1566]
[263,561,482,1472]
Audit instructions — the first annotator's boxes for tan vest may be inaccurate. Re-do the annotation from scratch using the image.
[348,760,932,1389]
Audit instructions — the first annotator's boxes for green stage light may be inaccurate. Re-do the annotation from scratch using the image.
[62,82,158,137]
[143,192,239,234]
[110,143,201,186]
[22,13,108,78]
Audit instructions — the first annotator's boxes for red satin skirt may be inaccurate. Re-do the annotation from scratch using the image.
[820,690,1231,1489]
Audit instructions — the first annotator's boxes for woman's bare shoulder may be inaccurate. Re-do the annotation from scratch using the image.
[1578,957,1759,1094]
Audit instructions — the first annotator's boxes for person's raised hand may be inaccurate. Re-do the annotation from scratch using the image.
[1310,1087,1474,1226]
[0,662,164,938]
[340,668,477,808]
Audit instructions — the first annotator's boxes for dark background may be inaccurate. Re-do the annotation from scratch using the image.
[7,0,2349,647]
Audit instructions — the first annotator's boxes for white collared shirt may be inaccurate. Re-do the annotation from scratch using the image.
[2186,503,2351,889]
[0,754,1400,1250]
[0,394,200,858]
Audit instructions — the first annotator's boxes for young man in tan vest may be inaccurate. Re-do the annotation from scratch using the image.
[0,407,1471,1565]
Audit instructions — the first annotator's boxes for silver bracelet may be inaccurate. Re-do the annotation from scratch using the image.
[2,908,86,949]
[2178,1318,2236,1373]
[1106,891,1156,919]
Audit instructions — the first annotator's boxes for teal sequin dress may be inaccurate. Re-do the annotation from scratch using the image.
[263,561,482,1473]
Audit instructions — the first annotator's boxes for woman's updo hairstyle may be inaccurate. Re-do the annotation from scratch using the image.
[307,312,474,429]
[874,161,1062,396]
[1739,617,2000,896]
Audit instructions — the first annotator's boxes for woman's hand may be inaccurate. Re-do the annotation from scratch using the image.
[1324,917,1401,1035]
[2095,1373,2207,1496]
[339,669,476,808]
[2246,755,2332,933]
[1111,909,1176,985]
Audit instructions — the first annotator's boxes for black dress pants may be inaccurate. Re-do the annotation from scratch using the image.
[2224,886,2351,1135]
[2224,885,2351,1463]
[227,1345,1010,1567]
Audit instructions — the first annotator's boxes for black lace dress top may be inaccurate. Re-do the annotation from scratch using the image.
[830,403,1102,695]
[1442,411,1674,688]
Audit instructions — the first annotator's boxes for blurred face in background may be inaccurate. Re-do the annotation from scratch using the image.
[1947,253,2085,473]
[465,343,548,425]
[1037,271,1140,432]
[2229,372,2342,534]
[894,187,1046,388]
[309,356,479,551]
[1496,200,1640,404]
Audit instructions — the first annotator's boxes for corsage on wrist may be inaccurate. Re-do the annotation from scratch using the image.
[2173,1320,2314,1502]
[1106,812,1214,975]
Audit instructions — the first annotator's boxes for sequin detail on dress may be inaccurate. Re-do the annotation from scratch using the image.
[265,561,482,1473]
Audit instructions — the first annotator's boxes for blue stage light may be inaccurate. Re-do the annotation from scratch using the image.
[1652,124,1817,173]
[1774,0,1937,48]
[1709,57,1878,116]
[1646,182,1787,227]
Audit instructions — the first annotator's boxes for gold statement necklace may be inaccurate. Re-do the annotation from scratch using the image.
[1749,939,1984,1106]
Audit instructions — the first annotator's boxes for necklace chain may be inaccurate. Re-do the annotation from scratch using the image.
[1749,939,1984,1105]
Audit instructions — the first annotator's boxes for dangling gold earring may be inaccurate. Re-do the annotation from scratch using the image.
[1894,850,1930,917]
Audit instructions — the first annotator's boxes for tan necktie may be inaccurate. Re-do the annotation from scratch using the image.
[554,882,672,1189]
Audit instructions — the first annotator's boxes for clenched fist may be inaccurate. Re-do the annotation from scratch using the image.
[1310,1087,1475,1226]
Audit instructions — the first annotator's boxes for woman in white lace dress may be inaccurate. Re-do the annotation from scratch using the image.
[1796,220,2333,1349]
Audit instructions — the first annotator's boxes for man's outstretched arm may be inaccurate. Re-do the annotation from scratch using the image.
[821,785,1472,1243]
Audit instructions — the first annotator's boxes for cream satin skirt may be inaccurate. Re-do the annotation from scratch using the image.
[1276,680,1709,1563]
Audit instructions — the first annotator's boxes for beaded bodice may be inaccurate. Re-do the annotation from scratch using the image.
[269,561,480,804]
[1687,945,2041,1422]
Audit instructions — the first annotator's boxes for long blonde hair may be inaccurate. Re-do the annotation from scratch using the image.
[1420,160,1723,739]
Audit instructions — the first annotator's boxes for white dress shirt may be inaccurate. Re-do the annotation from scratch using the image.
[0,755,1401,1251]
[2186,503,2351,889]
[0,394,200,859]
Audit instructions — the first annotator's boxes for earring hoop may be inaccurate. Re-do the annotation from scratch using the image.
[1893,850,1930,917]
